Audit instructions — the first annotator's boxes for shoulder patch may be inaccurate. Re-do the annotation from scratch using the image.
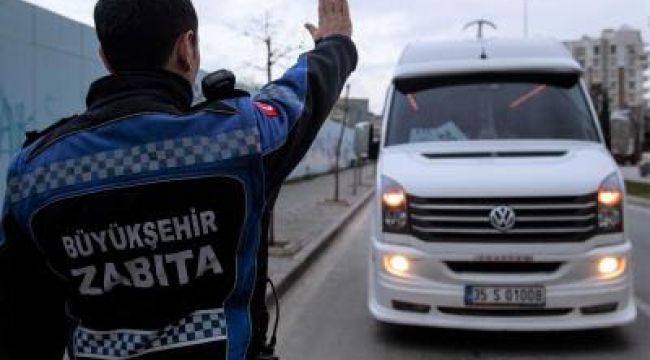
[253,101,279,117]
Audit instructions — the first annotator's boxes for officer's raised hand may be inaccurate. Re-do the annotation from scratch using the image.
[305,0,353,41]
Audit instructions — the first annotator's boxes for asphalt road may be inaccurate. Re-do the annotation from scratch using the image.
[275,202,650,360]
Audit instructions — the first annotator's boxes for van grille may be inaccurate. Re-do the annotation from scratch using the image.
[408,194,598,243]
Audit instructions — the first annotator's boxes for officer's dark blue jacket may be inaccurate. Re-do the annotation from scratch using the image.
[0,35,357,360]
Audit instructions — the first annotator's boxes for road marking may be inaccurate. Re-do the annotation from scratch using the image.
[636,297,650,318]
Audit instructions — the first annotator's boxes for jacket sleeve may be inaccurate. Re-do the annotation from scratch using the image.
[252,35,358,195]
[0,199,69,359]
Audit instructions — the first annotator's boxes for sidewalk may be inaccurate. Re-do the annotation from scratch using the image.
[620,166,650,185]
[269,164,375,287]
[619,166,650,207]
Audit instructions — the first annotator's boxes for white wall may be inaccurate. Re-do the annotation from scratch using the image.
[289,119,356,180]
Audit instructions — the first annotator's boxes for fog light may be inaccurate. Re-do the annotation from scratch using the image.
[597,256,626,279]
[383,255,411,277]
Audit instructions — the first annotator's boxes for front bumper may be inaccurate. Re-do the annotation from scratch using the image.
[368,237,637,331]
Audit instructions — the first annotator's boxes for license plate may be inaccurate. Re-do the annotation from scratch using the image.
[465,285,546,307]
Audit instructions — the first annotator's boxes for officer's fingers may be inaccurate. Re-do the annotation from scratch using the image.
[340,0,351,20]
[332,0,343,15]
[305,23,319,40]
[320,0,335,18]
[318,0,326,20]
[324,0,336,16]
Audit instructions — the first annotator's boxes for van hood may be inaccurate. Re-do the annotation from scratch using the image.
[380,140,618,197]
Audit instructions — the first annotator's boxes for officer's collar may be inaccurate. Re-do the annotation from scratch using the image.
[86,69,194,112]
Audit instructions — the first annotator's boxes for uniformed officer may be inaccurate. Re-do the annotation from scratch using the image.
[0,0,356,359]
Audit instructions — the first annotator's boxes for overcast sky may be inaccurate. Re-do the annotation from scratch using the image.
[23,0,650,113]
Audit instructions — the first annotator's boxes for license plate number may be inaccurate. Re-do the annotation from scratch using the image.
[465,285,546,307]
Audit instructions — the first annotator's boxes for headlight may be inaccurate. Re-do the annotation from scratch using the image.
[381,176,408,233]
[383,254,411,277]
[382,188,406,208]
[597,173,624,233]
[596,256,626,279]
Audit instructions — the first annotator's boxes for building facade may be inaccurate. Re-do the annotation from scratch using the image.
[564,26,649,110]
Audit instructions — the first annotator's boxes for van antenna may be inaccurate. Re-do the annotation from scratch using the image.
[463,19,497,59]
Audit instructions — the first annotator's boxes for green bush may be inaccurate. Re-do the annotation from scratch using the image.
[625,181,650,200]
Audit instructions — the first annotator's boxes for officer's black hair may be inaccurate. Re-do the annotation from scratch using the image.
[94,0,199,72]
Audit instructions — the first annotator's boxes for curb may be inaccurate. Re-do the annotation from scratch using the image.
[284,164,375,185]
[266,188,375,304]
[627,195,650,208]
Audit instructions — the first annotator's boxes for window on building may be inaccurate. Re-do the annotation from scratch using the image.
[610,45,617,54]
[627,45,636,55]
[594,45,600,55]
[629,81,636,90]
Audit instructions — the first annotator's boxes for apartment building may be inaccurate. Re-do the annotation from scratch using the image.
[565,25,649,109]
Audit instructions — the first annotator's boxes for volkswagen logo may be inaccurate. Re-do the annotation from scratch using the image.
[489,206,516,232]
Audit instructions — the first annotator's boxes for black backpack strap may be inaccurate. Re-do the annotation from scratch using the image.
[21,114,79,150]
[248,195,281,360]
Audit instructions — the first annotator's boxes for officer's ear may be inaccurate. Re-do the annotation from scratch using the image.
[170,30,200,82]
[98,47,115,74]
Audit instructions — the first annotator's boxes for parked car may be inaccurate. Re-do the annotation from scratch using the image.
[639,155,650,177]
[610,110,640,165]
[369,38,635,331]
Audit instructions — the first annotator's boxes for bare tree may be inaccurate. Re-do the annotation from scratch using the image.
[243,11,303,247]
[243,11,303,83]
[0,95,33,157]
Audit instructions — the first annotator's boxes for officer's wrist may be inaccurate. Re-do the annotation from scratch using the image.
[315,34,352,46]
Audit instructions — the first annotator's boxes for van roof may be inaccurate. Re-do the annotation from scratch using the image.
[395,38,582,80]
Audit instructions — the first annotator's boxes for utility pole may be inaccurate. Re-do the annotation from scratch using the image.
[333,84,351,202]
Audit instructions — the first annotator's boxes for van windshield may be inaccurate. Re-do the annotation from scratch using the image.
[385,74,600,146]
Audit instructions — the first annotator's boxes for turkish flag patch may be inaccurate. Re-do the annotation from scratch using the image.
[254,101,279,117]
